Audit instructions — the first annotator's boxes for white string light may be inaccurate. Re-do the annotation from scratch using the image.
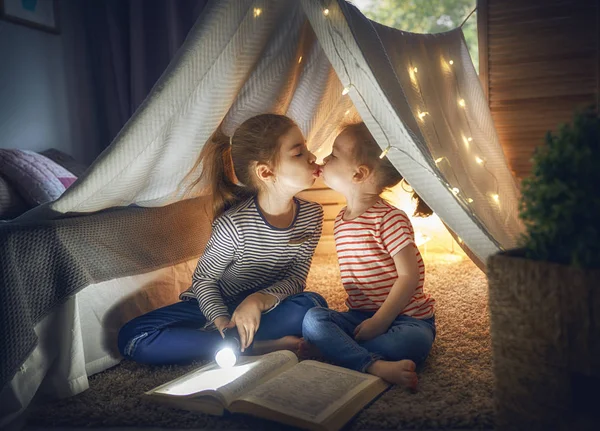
[253,8,262,18]
[379,145,391,159]
[342,86,350,95]
[298,56,303,64]
[323,8,330,16]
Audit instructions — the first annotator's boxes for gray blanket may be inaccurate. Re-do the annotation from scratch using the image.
[0,197,209,389]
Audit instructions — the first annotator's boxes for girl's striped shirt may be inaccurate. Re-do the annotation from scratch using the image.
[334,200,434,319]
[180,197,323,324]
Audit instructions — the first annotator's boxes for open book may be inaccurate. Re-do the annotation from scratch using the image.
[145,350,390,431]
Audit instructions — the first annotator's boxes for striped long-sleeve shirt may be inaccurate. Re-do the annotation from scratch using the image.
[334,199,435,319]
[180,196,323,324]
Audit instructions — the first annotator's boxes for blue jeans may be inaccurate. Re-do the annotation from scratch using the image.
[118,292,327,365]
[302,308,436,372]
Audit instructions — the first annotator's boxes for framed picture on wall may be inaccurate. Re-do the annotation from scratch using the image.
[0,0,59,34]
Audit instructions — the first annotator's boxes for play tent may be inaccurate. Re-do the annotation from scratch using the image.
[0,0,523,424]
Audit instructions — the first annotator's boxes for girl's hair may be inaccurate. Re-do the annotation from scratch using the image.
[342,122,433,217]
[189,114,297,219]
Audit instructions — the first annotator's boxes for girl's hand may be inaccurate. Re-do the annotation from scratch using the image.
[231,295,263,352]
[354,317,389,342]
[213,316,233,338]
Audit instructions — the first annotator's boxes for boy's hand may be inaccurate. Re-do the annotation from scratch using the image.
[231,295,263,352]
[213,316,233,338]
[354,317,389,342]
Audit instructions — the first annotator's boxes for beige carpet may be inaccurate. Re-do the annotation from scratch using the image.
[28,253,494,429]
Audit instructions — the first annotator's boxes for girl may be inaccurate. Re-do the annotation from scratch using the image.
[118,114,327,364]
[302,122,435,389]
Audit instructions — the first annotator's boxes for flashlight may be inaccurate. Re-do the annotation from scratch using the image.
[215,327,241,368]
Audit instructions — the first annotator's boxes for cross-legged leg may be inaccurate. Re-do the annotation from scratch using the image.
[117,300,222,365]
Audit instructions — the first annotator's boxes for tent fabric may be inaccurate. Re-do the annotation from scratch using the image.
[0,0,523,423]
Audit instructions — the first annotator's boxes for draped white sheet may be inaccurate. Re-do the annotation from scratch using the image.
[3,0,523,425]
[46,0,523,259]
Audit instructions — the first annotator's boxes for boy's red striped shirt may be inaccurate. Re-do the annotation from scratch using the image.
[334,200,435,319]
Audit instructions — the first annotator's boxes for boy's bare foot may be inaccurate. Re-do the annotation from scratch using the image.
[366,359,418,389]
[251,336,303,356]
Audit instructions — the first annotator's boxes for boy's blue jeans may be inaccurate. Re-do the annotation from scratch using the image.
[118,292,327,365]
[302,308,436,372]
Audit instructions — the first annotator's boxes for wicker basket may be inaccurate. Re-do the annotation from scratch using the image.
[487,250,600,430]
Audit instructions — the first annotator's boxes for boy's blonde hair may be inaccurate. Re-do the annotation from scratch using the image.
[342,122,432,217]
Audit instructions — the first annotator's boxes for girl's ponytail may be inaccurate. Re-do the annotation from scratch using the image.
[188,128,251,219]
[188,114,296,219]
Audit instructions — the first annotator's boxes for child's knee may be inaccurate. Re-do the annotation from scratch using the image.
[117,320,137,357]
[301,307,330,338]
[117,317,151,358]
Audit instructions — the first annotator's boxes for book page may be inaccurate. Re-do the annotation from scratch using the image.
[217,350,297,405]
[149,350,297,406]
[235,360,382,423]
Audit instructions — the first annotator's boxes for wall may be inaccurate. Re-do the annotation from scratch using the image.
[0,2,99,164]
[478,0,599,180]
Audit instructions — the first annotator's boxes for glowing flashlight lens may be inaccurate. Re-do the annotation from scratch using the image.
[215,347,237,368]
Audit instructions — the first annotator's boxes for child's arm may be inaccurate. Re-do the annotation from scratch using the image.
[191,216,238,328]
[354,246,419,340]
[355,208,419,341]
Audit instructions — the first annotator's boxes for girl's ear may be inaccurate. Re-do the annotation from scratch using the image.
[352,165,371,184]
[255,162,275,184]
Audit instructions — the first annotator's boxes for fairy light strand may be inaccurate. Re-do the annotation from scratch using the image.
[445,47,501,199]
[319,0,504,250]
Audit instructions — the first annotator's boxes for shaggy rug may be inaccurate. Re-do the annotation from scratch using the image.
[28,253,494,430]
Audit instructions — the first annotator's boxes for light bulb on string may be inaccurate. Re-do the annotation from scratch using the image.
[451,187,460,195]
[409,66,418,84]
[435,157,443,164]
[323,8,330,16]
[344,109,351,116]
[458,99,466,108]
[492,194,500,203]
[467,198,474,203]
[418,111,429,121]
[379,145,391,159]
[449,60,454,65]
[253,8,262,18]
[298,56,302,64]
[475,156,484,165]
[342,87,350,96]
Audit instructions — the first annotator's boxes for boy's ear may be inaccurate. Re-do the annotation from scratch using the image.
[255,163,275,183]
[352,165,371,184]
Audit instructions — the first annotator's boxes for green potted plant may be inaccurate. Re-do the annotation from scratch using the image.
[486,107,600,430]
